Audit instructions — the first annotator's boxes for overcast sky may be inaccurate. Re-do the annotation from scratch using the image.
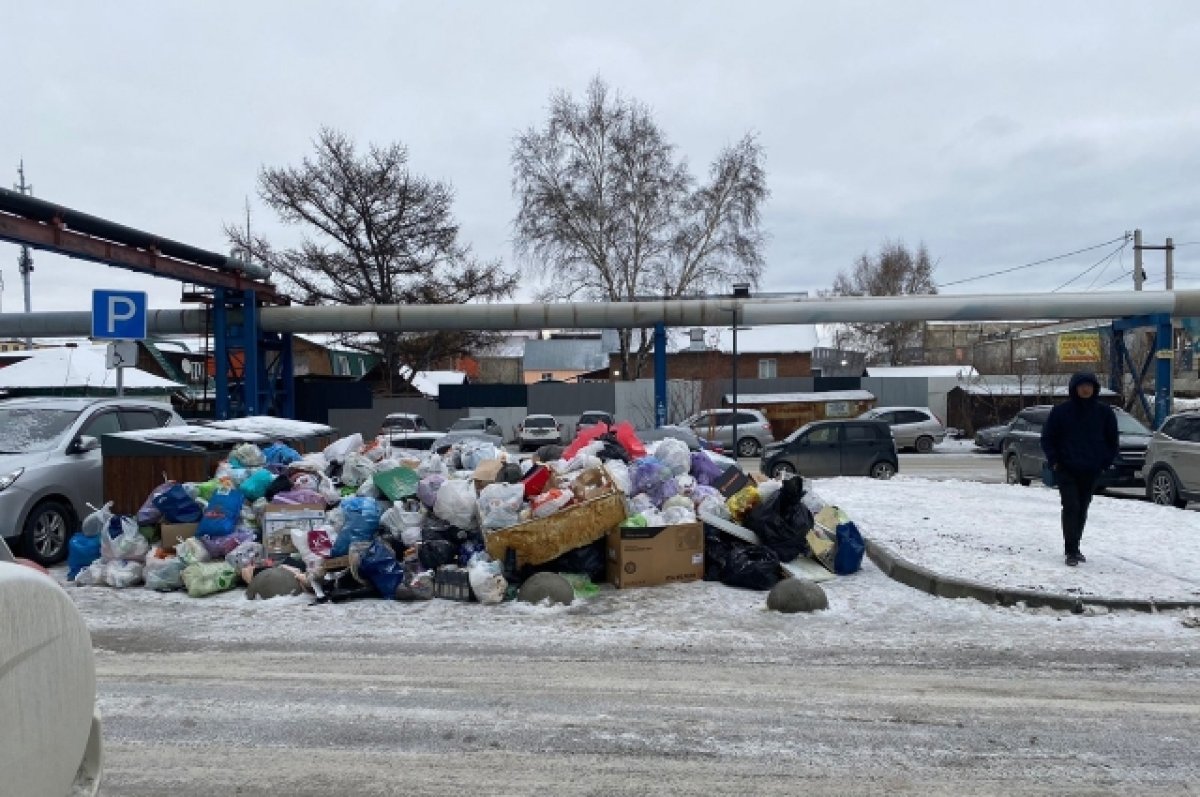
[4,1,1199,321]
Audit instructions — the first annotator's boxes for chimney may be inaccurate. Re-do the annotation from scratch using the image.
[689,328,706,352]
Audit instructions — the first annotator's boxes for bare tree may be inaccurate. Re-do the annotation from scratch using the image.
[512,77,769,381]
[831,241,938,365]
[228,128,518,394]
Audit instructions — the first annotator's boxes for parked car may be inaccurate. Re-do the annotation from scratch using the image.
[1144,409,1200,508]
[974,416,1016,453]
[377,412,443,450]
[0,536,104,796]
[857,406,947,453]
[517,414,563,451]
[577,410,615,430]
[1002,405,1151,488]
[681,408,775,458]
[637,424,703,452]
[0,397,185,565]
[759,419,898,480]
[448,416,505,439]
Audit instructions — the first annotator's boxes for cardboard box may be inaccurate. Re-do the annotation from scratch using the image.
[160,522,198,551]
[713,466,752,498]
[262,503,327,556]
[607,521,704,589]
[472,459,504,492]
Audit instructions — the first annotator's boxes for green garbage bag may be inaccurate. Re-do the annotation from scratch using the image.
[373,466,420,501]
[181,561,237,598]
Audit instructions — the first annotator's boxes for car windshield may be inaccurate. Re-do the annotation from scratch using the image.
[451,418,486,431]
[524,417,555,429]
[1115,412,1150,435]
[0,407,81,453]
[783,422,816,443]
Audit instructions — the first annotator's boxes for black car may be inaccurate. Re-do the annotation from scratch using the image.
[974,417,1015,453]
[1002,405,1151,488]
[760,419,899,480]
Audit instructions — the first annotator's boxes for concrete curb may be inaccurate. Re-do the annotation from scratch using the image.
[864,539,1200,613]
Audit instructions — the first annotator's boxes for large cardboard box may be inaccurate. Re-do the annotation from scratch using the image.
[262,503,327,556]
[160,522,198,551]
[472,459,504,493]
[607,521,704,589]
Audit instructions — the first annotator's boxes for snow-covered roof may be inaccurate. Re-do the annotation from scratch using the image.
[207,417,334,438]
[960,384,1116,396]
[725,390,875,405]
[398,367,468,398]
[712,325,818,354]
[0,347,183,390]
[866,365,979,379]
[110,426,269,444]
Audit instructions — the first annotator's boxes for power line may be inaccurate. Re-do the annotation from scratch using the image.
[1098,269,1133,289]
[1051,240,1128,293]
[1087,238,1125,289]
[937,235,1130,288]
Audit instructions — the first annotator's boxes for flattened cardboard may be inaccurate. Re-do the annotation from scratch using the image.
[160,522,198,551]
[607,521,704,589]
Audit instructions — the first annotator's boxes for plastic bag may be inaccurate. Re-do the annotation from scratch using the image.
[357,538,407,599]
[610,421,647,459]
[152,483,204,524]
[272,489,325,506]
[176,536,212,566]
[645,476,680,508]
[468,555,507,604]
[721,545,781,591]
[605,460,632,494]
[662,505,696,525]
[742,476,811,563]
[144,553,186,591]
[521,464,552,498]
[239,469,275,501]
[262,442,300,466]
[105,560,144,589]
[834,519,866,575]
[196,489,245,538]
[562,423,610,461]
[101,515,146,562]
[690,451,726,486]
[726,486,760,523]
[374,466,420,502]
[323,433,363,464]
[67,533,102,580]
[522,538,607,583]
[630,457,672,495]
[225,540,265,570]
[307,529,333,558]
[433,479,479,529]
[530,488,572,519]
[459,440,499,471]
[135,481,174,525]
[181,561,237,597]
[329,497,382,557]
[81,502,113,537]
[418,474,447,509]
[341,452,376,488]
[418,538,457,571]
[228,442,265,468]
[478,482,525,530]
[201,528,254,559]
[654,438,692,476]
[74,560,108,587]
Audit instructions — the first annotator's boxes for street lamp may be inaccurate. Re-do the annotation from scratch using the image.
[730,283,750,458]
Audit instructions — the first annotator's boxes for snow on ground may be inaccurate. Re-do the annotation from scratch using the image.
[810,476,1200,602]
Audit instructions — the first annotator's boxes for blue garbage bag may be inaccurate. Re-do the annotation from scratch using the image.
[263,442,301,466]
[357,538,406,599]
[330,497,382,557]
[196,489,245,538]
[834,520,865,575]
[67,533,102,581]
[152,483,203,524]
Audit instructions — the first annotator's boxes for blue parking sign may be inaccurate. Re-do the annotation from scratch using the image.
[91,290,148,340]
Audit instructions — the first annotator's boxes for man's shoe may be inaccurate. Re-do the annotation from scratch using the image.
[1065,554,1079,567]
[1074,551,1086,563]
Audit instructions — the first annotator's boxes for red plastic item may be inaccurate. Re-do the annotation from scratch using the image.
[522,464,552,498]
[562,422,609,460]
[612,421,647,459]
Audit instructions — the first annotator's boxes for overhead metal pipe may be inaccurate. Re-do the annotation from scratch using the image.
[0,187,269,280]
[2,290,1200,338]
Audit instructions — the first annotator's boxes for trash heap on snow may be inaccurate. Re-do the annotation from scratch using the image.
[67,419,866,606]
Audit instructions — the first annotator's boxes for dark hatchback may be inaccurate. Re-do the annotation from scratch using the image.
[760,419,899,480]
[1002,405,1151,488]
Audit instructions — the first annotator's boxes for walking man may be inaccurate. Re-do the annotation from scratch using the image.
[1040,371,1119,566]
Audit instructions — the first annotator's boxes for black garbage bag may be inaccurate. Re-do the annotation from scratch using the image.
[520,538,607,584]
[263,472,294,501]
[742,477,811,562]
[703,525,733,582]
[536,444,566,462]
[418,539,457,571]
[595,433,631,463]
[721,545,781,591]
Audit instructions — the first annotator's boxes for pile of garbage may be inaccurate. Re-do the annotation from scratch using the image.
[66,420,865,604]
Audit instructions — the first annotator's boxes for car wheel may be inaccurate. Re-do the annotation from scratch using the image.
[21,499,73,566]
[914,436,935,454]
[736,437,761,458]
[1004,455,1031,487]
[770,462,797,479]
[870,461,896,479]
[1148,468,1187,509]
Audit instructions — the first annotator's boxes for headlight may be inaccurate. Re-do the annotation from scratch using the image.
[0,467,23,492]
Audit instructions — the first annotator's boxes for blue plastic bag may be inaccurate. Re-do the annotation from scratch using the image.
[357,538,406,599]
[834,520,865,575]
[239,469,275,501]
[330,497,382,557]
[152,483,203,524]
[67,533,102,581]
[263,442,301,466]
[196,489,245,538]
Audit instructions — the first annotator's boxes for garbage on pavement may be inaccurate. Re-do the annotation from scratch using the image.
[68,418,865,605]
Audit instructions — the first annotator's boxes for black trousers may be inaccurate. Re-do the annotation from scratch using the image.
[1057,469,1099,555]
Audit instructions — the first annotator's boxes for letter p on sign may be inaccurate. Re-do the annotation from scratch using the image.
[91,290,148,341]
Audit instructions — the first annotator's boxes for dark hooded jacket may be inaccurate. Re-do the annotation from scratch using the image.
[1040,372,1119,474]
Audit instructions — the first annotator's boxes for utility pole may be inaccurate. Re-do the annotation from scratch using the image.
[1166,237,1175,291]
[1133,228,1143,290]
[14,161,34,349]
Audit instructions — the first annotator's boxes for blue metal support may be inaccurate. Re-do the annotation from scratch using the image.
[212,289,230,420]
[654,322,667,427]
[241,290,261,415]
[1110,312,1173,428]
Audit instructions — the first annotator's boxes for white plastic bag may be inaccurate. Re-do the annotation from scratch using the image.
[176,536,212,566]
[468,555,507,605]
[697,494,731,520]
[756,478,783,504]
[341,452,376,488]
[662,505,696,524]
[144,554,186,591]
[226,540,265,570]
[81,502,113,537]
[460,441,500,471]
[323,433,364,463]
[231,442,266,468]
[74,560,108,587]
[477,482,525,531]
[433,479,479,529]
[654,438,692,476]
[105,560,144,588]
[605,460,632,494]
[101,516,146,563]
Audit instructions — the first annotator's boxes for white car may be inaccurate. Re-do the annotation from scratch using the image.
[517,414,563,451]
[0,537,103,795]
[857,406,947,453]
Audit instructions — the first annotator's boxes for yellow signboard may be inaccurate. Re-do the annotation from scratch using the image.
[1057,332,1101,363]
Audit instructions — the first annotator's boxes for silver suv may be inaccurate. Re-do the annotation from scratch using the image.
[681,409,775,457]
[0,397,184,565]
[1145,410,1200,508]
[857,406,946,453]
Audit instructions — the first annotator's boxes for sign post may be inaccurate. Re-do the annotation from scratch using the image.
[92,290,147,397]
